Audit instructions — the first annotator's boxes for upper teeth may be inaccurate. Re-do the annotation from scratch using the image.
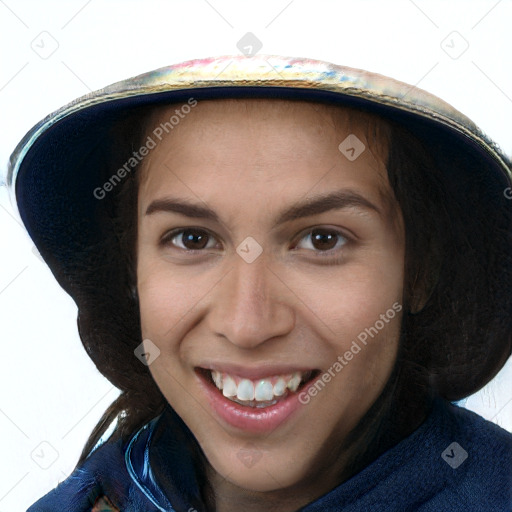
[210,370,307,402]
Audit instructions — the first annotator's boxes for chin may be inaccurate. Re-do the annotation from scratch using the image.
[209,447,312,493]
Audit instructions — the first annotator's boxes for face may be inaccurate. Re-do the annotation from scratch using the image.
[136,99,405,501]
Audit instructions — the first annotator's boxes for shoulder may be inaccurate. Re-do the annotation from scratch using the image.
[25,432,161,512]
[418,399,512,511]
[441,400,512,468]
[26,437,124,512]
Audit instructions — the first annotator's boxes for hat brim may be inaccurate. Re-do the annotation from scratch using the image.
[7,54,512,297]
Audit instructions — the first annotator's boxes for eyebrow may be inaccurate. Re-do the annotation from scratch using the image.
[145,190,382,225]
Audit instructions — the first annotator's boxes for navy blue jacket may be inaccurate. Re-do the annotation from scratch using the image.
[27,398,512,511]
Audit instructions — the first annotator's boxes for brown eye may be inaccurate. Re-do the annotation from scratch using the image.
[295,228,348,253]
[162,228,218,251]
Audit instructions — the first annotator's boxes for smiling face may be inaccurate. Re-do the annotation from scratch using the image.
[136,98,405,508]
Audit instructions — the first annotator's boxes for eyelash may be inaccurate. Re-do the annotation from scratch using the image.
[159,227,351,262]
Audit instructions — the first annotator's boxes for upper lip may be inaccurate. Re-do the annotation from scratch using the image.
[196,362,319,380]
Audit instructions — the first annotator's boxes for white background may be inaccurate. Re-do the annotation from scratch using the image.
[0,1,511,510]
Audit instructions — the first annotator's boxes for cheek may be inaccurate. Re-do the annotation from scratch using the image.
[137,256,196,337]
[136,266,191,399]
[296,261,403,339]
[339,297,403,401]
[297,253,403,390]
[136,254,184,345]
[136,255,225,364]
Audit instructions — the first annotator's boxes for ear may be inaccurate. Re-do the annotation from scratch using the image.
[408,261,442,314]
[407,241,443,314]
[408,274,429,314]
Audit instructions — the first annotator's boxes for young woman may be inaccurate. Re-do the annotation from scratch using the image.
[10,55,512,511]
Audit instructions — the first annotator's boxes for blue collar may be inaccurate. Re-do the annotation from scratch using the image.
[124,412,174,511]
[125,405,207,512]
[122,399,512,511]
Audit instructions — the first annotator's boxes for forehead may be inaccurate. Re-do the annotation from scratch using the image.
[142,98,391,165]
[137,98,398,224]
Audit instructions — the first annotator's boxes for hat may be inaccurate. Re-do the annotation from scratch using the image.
[7,55,511,282]
[7,55,512,401]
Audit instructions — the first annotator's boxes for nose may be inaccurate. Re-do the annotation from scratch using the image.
[208,254,295,349]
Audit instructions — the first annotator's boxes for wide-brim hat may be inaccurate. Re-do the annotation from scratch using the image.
[7,54,512,401]
[8,55,512,278]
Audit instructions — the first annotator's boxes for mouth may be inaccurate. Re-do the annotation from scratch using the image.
[195,365,321,433]
[199,368,320,408]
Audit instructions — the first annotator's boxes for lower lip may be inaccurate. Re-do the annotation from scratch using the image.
[197,371,306,434]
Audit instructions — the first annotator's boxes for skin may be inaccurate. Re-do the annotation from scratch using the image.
[136,99,405,512]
